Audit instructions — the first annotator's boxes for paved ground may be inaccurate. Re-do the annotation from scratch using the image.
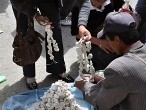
[0,0,137,109]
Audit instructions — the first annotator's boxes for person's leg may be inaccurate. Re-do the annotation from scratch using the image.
[23,64,35,77]
[12,6,37,89]
[38,1,66,75]
[38,1,74,82]
[60,0,76,20]
[70,2,80,36]
[60,15,72,26]
[23,64,37,90]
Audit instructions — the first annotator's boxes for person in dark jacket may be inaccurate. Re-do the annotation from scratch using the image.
[10,0,74,90]
[71,0,129,71]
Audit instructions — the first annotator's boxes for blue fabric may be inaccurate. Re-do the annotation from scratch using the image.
[2,83,95,110]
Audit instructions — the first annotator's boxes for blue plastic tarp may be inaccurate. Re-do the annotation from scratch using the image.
[2,83,95,110]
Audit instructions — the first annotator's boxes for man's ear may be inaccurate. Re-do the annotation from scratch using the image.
[115,36,120,44]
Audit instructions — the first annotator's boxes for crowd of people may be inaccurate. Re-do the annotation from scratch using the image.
[7,0,146,109]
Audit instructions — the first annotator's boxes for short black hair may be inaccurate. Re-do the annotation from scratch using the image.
[106,30,140,45]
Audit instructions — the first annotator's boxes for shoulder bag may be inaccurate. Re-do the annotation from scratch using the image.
[12,4,44,66]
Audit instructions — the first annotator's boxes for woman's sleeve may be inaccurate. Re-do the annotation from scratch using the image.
[22,0,38,18]
[10,0,38,18]
[78,0,90,27]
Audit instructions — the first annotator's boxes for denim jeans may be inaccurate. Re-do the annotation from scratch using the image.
[2,83,95,110]
[135,0,146,43]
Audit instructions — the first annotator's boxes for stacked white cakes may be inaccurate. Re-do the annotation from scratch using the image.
[35,80,81,110]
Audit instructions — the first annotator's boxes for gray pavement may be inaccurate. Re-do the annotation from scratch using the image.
[0,0,137,109]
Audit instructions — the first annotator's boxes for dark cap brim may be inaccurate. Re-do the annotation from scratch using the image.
[97,29,105,38]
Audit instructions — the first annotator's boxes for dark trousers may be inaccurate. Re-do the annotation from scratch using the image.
[12,0,66,77]
[135,0,146,43]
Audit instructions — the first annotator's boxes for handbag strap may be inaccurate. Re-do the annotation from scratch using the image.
[127,53,146,65]
[15,1,45,42]
[16,0,34,36]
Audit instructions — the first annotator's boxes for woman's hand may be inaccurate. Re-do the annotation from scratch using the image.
[119,1,134,13]
[35,13,51,26]
[79,25,92,42]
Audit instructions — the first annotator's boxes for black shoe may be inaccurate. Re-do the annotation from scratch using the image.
[58,74,74,83]
[26,80,38,90]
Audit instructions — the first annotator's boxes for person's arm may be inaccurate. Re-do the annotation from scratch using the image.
[25,1,50,26]
[77,0,92,39]
[78,0,90,27]
[75,68,128,110]
[21,0,39,18]
[10,0,38,18]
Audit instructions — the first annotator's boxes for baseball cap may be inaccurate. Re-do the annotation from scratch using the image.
[97,12,140,38]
